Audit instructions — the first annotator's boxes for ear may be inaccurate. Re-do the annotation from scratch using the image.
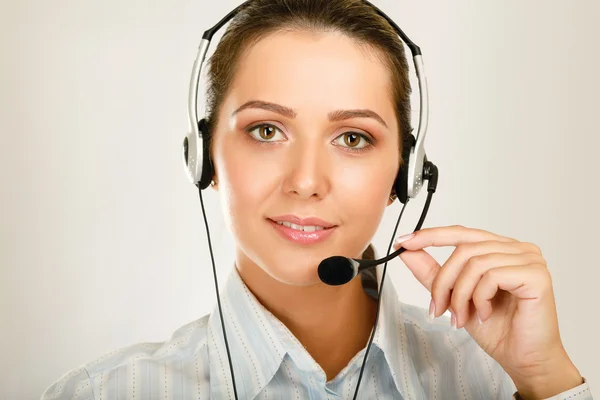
[387,191,397,206]
[210,175,219,191]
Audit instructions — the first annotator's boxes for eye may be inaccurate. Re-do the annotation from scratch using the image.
[333,132,373,151]
[246,124,286,142]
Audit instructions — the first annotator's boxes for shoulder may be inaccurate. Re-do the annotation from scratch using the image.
[397,302,516,399]
[41,315,211,400]
[40,366,92,400]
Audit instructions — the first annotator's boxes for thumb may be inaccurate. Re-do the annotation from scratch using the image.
[396,248,440,293]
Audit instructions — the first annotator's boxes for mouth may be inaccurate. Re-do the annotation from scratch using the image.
[267,215,337,244]
[273,220,327,232]
[269,215,336,228]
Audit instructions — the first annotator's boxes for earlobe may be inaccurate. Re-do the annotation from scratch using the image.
[210,178,218,191]
[387,192,397,206]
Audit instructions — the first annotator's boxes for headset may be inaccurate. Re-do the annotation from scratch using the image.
[182,1,439,398]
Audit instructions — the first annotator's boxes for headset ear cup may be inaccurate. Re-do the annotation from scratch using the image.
[394,133,416,204]
[198,118,214,190]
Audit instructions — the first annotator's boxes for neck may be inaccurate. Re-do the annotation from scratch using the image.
[236,253,377,381]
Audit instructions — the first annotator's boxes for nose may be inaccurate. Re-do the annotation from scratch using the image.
[282,138,331,200]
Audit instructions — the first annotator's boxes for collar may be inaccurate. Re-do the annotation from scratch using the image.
[207,268,286,400]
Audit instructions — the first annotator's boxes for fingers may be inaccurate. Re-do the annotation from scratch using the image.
[392,228,506,295]
[393,225,549,328]
[450,253,544,327]
[398,225,517,253]
[472,264,552,323]
[432,241,542,318]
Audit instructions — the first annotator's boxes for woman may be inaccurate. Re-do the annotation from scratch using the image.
[42,0,592,399]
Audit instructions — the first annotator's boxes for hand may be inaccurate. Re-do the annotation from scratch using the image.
[394,225,583,399]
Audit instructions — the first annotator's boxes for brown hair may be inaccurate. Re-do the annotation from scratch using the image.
[204,0,413,260]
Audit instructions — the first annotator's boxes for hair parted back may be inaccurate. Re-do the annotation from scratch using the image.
[204,0,413,261]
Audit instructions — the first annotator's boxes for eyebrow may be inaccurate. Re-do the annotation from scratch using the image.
[231,100,389,129]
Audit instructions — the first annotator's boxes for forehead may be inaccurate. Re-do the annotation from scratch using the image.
[226,30,396,122]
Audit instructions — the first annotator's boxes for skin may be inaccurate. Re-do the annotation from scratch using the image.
[210,29,583,397]
[395,227,583,398]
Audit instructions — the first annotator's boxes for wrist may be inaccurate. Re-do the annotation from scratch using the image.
[510,355,583,399]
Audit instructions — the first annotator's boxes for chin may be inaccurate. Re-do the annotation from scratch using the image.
[262,257,324,286]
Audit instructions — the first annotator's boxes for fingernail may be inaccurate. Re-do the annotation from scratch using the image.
[450,313,457,330]
[395,233,415,245]
[428,299,436,320]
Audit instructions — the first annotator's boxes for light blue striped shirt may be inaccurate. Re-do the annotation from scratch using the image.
[41,267,593,399]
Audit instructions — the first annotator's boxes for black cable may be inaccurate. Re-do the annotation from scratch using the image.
[198,185,239,400]
[352,197,409,400]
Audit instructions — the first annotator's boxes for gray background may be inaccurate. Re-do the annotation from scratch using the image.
[1,0,598,398]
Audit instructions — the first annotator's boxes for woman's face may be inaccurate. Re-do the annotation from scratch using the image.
[211,30,400,285]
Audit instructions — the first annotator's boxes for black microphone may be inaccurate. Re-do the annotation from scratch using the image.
[318,247,409,285]
[318,161,438,286]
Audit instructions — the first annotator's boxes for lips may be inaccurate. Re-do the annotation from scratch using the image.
[269,215,336,229]
[268,215,337,245]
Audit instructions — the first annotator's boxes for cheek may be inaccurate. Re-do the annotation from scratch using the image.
[337,147,398,208]
[212,136,279,231]
[333,152,399,249]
